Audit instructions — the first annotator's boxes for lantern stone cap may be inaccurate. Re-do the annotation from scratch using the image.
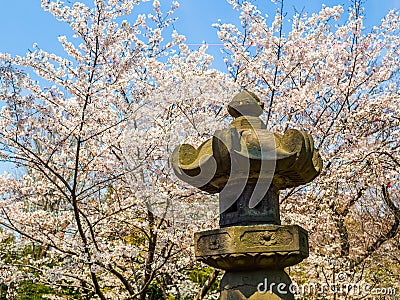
[171,91,323,194]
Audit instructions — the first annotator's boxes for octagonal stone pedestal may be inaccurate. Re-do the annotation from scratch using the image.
[194,225,308,299]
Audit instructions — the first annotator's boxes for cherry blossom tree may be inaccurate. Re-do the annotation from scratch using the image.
[1,0,400,299]
[0,0,231,299]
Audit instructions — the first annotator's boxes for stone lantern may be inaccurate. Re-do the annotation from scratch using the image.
[171,91,322,299]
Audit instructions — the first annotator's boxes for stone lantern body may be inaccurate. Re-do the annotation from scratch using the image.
[171,91,322,299]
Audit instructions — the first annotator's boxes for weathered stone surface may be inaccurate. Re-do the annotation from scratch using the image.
[171,90,323,195]
[227,90,265,118]
[194,225,308,271]
[220,270,294,299]
[171,91,322,300]
[219,184,280,227]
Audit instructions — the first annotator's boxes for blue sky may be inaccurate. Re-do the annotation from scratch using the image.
[1,0,399,60]
[0,0,399,174]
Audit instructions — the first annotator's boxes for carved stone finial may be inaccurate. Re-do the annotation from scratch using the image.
[227,90,264,118]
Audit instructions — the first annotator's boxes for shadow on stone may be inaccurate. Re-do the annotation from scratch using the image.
[221,270,294,300]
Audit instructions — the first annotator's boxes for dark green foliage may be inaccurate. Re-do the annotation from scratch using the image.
[16,281,55,300]
[147,281,165,300]
[189,267,219,294]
